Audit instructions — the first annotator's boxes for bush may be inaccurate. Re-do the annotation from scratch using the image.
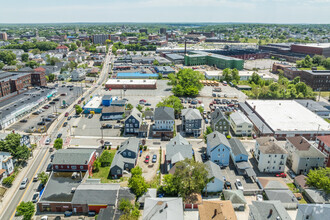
[2,175,15,186]
[117,146,119,150]
[143,146,147,151]
[139,145,143,151]
[226,135,231,139]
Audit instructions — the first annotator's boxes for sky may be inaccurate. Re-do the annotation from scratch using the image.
[0,0,329,24]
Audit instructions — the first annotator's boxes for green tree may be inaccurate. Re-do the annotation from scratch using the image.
[21,53,29,62]
[0,62,4,70]
[119,198,133,214]
[0,133,30,161]
[306,167,330,194]
[69,43,78,51]
[0,50,16,65]
[105,39,111,44]
[53,138,63,150]
[197,106,204,115]
[128,166,148,197]
[136,104,143,112]
[48,73,55,82]
[222,68,232,82]
[153,59,160,66]
[92,158,101,172]
[37,172,49,185]
[231,68,240,82]
[99,151,112,167]
[25,60,39,69]
[75,105,83,115]
[16,201,35,220]
[156,95,183,115]
[171,69,204,97]
[161,174,178,196]
[203,126,213,142]
[126,103,133,110]
[76,40,82,47]
[172,158,208,199]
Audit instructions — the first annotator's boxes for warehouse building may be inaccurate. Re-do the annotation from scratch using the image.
[105,79,157,90]
[184,51,244,70]
[291,43,330,57]
[165,53,184,64]
[245,100,330,140]
[154,66,175,76]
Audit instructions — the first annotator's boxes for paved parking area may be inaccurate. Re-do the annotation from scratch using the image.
[137,149,160,182]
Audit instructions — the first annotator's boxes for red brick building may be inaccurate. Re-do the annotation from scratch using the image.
[272,63,292,74]
[291,43,330,57]
[316,135,330,167]
[31,72,47,87]
[105,79,157,90]
[9,73,31,93]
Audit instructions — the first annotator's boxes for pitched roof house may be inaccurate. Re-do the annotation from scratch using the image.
[207,131,231,166]
[198,200,237,220]
[153,107,175,139]
[249,201,291,220]
[124,108,143,135]
[210,108,230,135]
[204,160,224,192]
[142,197,184,220]
[181,108,202,137]
[229,111,253,136]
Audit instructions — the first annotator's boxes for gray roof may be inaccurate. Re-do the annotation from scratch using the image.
[229,138,248,157]
[230,111,252,125]
[295,144,326,158]
[138,188,157,204]
[154,107,174,121]
[126,107,142,123]
[98,207,116,220]
[205,160,223,182]
[166,134,192,163]
[249,201,291,220]
[182,108,202,120]
[295,99,330,113]
[297,204,330,220]
[71,184,120,205]
[223,190,247,204]
[211,108,229,124]
[102,95,112,100]
[265,189,298,204]
[52,149,95,165]
[207,131,231,151]
[304,189,330,203]
[257,137,287,155]
[143,198,184,220]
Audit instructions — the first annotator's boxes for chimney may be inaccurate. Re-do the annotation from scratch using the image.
[300,138,303,144]
[253,105,256,110]
[85,160,88,164]
[212,209,217,218]
[268,209,273,218]
[213,133,216,138]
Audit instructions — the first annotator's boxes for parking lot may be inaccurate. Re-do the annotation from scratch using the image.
[8,86,84,133]
[137,149,160,182]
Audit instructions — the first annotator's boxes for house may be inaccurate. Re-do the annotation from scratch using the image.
[110,137,140,179]
[223,190,247,211]
[285,136,326,175]
[71,68,86,81]
[198,200,237,220]
[152,107,175,140]
[229,138,248,164]
[124,108,142,135]
[303,189,330,204]
[0,152,14,182]
[206,131,231,166]
[204,160,224,192]
[138,188,157,208]
[142,197,184,220]
[52,149,96,175]
[294,175,309,191]
[165,134,192,171]
[56,45,69,53]
[316,135,330,167]
[211,108,230,135]
[254,137,288,173]
[296,204,330,220]
[249,201,291,220]
[184,193,203,210]
[181,108,202,137]
[144,110,154,120]
[264,189,299,209]
[229,111,253,136]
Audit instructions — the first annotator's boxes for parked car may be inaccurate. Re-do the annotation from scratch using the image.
[88,114,93,119]
[32,192,39,203]
[276,173,287,178]
[20,178,29,189]
[65,112,69,117]
[37,121,46,126]
[144,155,150,163]
[43,105,49,109]
[64,211,72,217]
[287,170,296,179]
[45,138,51,145]
[53,98,60,101]
[152,154,157,163]
[33,174,38,182]
[224,181,232,189]
[67,116,72,120]
[235,179,244,190]
[88,211,96,217]
[48,114,56,118]
[57,133,62,138]
[102,124,112,129]
[145,103,151,106]
[256,194,263,201]
[49,101,56,105]
[63,122,68,127]
[46,163,52,172]
[104,141,112,146]
[20,119,28,123]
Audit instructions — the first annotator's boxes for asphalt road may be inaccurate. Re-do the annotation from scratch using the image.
[0,49,112,220]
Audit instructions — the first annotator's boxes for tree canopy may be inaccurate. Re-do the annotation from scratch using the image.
[38,172,49,185]
[0,133,30,161]
[222,68,240,83]
[156,95,183,115]
[168,69,204,97]
[53,138,63,150]
[75,105,83,115]
[128,166,148,197]
[306,167,330,194]
[0,50,16,65]
[16,201,35,220]
[99,151,113,167]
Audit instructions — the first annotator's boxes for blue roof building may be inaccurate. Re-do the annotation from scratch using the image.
[116,72,158,79]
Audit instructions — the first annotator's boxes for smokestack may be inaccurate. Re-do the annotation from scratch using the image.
[184,40,187,55]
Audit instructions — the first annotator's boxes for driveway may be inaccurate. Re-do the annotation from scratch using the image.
[137,149,160,182]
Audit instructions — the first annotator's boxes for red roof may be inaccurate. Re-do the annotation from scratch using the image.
[56,45,69,49]
[317,135,330,146]
[34,67,46,72]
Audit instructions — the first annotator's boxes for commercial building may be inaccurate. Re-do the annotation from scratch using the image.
[254,137,288,173]
[105,79,157,90]
[101,95,112,107]
[245,100,330,140]
[83,95,102,114]
[31,72,47,87]
[295,99,330,118]
[92,34,110,45]
[116,72,158,79]
[0,32,8,41]
[184,51,244,70]
[0,72,31,97]
[285,136,326,174]
[316,135,330,167]
[165,53,184,64]
[101,106,125,120]
[272,62,292,74]
[159,28,167,35]
[291,43,330,57]
[154,66,175,76]
[299,70,330,91]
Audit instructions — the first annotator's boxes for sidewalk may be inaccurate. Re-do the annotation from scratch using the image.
[0,141,43,215]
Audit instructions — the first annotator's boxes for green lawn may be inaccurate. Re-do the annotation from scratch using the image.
[91,149,116,183]
[287,183,307,204]
[299,66,327,71]
[319,91,330,99]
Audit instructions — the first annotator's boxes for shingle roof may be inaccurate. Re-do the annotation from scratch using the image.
[286,136,311,151]
[211,108,229,124]
[166,134,192,163]
[143,198,183,220]
[207,131,231,151]
[223,190,247,204]
[249,201,291,220]
[257,137,287,155]
[52,149,95,165]
[317,135,330,147]
[265,189,298,204]
[205,160,223,182]
[126,108,142,123]
[230,111,252,125]
[98,207,115,220]
[182,108,202,120]
[198,200,237,220]
[229,138,248,157]
[154,107,174,121]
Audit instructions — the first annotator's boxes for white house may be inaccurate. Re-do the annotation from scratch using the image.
[71,68,86,81]
[285,136,326,175]
[0,152,14,182]
[254,137,288,173]
[204,160,224,192]
[229,111,253,136]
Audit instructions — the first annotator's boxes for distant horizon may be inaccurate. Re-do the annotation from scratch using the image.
[0,0,329,24]
[0,22,330,25]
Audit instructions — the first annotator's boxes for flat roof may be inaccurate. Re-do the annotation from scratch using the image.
[117,72,159,78]
[246,100,330,133]
[204,71,222,76]
[293,43,330,49]
[106,79,157,85]
[84,96,102,109]
[166,53,184,60]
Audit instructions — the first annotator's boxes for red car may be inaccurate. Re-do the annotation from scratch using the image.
[78,100,82,104]
[276,173,287,178]
[65,112,69,117]
[139,99,147,103]
[144,155,150,163]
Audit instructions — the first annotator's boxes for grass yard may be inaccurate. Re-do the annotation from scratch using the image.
[0,187,7,197]
[319,91,330,99]
[91,149,116,183]
[287,183,308,204]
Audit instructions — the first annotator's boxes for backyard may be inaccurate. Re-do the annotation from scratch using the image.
[91,149,116,183]
[287,183,307,204]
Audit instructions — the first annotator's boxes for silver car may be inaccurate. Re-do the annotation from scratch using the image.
[19,178,29,190]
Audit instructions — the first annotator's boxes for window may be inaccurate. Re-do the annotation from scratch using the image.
[117,169,121,174]
[67,166,69,168]
[273,167,275,169]
[125,164,128,167]
[55,165,59,169]
[132,119,135,123]
[279,166,281,170]
[269,155,271,157]
[72,166,77,169]
[222,149,224,152]
[275,155,277,157]
[128,152,131,156]
[80,166,83,169]
[123,152,126,156]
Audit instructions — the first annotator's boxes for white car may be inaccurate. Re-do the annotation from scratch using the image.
[256,194,263,201]
[19,178,29,190]
[235,179,244,191]
[45,138,51,145]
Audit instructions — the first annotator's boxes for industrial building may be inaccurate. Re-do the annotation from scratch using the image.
[83,96,102,114]
[116,72,158,79]
[291,43,330,57]
[184,51,244,70]
[245,100,330,140]
[154,66,175,76]
[105,79,157,90]
[165,53,184,64]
